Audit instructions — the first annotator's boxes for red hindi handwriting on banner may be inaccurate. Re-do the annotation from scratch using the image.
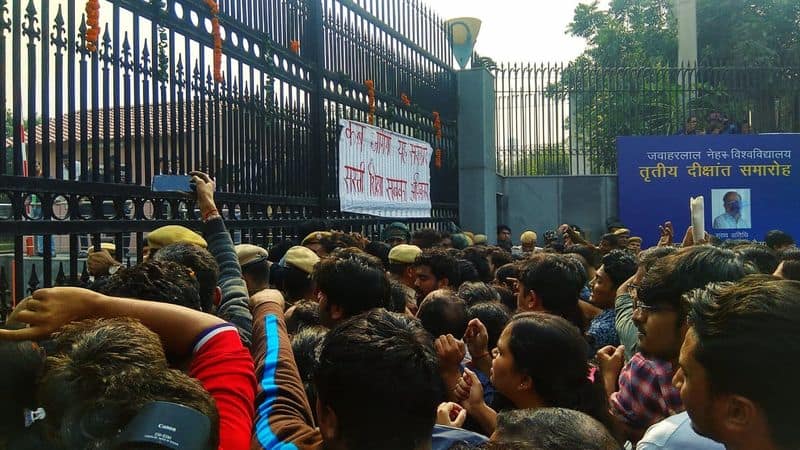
[368,161,384,198]
[345,121,366,152]
[371,131,393,155]
[410,144,428,166]
[411,172,430,201]
[386,178,408,202]
[337,118,431,217]
[344,162,366,193]
[397,139,411,164]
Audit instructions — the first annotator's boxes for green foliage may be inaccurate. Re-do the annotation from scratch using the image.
[499,145,571,176]
[696,0,800,66]
[568,0,677,67]
[549,0,800,173]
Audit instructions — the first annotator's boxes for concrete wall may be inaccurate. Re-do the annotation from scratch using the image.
[496,175,618,244]
[455,67,618,244]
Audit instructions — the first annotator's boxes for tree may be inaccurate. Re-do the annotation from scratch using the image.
[568,0,677,67]
[548,0,800,173]
[695,0,800,66]
[570,0,800,67]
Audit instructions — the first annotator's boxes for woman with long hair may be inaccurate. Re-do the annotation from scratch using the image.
[457,312,619,442]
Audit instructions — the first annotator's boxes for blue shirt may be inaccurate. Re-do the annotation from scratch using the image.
[432,425,488,450]
[713,212,749,229]
[587,308,620,353]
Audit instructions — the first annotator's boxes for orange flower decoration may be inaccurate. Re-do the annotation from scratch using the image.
[205,0,223,83]
[204,0,219,14]
[290,40,300,54]
[432,111,442,140]
[435,149,442,169]
[400,93,411,107]
[85,0,100,52]
[365,80,376,125]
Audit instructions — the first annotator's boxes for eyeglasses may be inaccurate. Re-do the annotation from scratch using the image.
[631,293,675,313]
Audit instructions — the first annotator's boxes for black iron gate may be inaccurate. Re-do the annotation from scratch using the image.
[0,0,459,308]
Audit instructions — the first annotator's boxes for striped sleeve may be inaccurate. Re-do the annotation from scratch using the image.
[251,302,322,450]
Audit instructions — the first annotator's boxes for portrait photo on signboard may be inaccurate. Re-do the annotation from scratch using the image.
[711,188,751,229]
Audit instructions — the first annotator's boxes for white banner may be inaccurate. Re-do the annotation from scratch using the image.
[338,119,432,217]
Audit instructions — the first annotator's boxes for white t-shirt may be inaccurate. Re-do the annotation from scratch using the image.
[637,412,724,450]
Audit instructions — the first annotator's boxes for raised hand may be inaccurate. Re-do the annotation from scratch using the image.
[436,402,467,428]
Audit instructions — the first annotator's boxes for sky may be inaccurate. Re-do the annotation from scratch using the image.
[3,0,610,120]
[423,0,611,64]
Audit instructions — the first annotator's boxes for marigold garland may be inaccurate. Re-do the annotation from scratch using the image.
[432,111,443,169]
[365,79,376,125]
[400,93,411,107]
[290,40,300,54]
[85,0,100,52]
[205,0,223,83]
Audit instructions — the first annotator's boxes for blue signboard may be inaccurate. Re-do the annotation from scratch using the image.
[617,135,800,247]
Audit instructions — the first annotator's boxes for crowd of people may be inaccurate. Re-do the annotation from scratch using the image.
[678,112,754,135]
[1,171,798,450]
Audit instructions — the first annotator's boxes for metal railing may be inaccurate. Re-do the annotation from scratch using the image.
[492,62,800,176]
[0,0,459,306]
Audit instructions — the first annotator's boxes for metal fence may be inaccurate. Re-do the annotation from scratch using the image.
[0,0,459,308]
[493,63,800,176]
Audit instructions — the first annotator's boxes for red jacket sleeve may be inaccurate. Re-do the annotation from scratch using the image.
[190,325,257,450]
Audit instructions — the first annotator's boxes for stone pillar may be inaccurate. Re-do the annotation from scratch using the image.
[457,68,497,243]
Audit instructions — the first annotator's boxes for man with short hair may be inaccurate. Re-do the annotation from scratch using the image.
[413,249,459,302]
[387,244,423,289]
[235,244,270,295]
[598,246,748,442]
[671,278,800,450]
[599,233,625,255]
[98,260,203,311]
[764,229,794,252]
[250,295,444,450]
[154,242,221,312]
[313,255,390,328]
[487,248,513,279]
[497,224,512,252]
[516,253,587,331]
[680,116,700,135]
[417,289,469,338]
[713,191,749,229]
[494,408,621,450]
[412,228,443,249]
